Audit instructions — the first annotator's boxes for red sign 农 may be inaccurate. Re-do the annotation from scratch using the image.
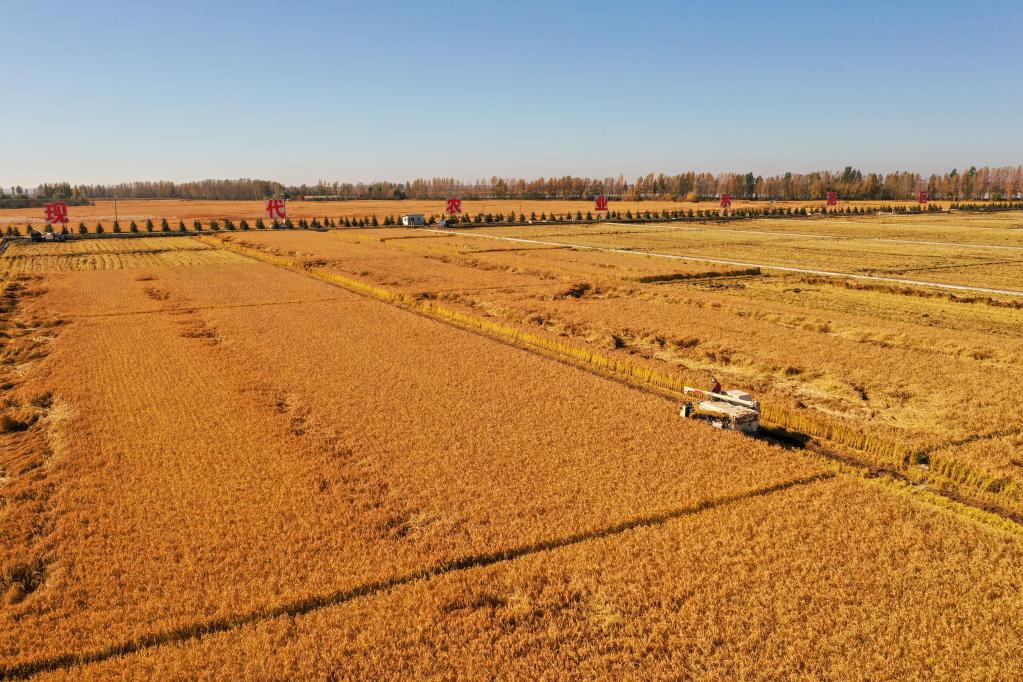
[446,198,462,214]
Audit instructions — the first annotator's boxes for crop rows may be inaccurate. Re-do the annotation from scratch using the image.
[209,239,919,463]
[0,253,822,670]
[0,246,249,274]
[32,477,1023,680]
[213,228,1023,511]
[5,232,1023,678]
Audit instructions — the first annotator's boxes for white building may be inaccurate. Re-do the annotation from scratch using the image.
[400,214,425,226]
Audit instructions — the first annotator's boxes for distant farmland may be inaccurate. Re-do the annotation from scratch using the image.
[1,197,953,230]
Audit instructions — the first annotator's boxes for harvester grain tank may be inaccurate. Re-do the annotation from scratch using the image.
[680,387,760,434]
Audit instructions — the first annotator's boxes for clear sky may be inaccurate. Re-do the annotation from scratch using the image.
[3,0,1021,187]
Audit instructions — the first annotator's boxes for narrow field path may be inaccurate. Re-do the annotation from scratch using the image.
[426,229,1023,297]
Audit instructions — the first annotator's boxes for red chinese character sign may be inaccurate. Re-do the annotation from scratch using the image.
[265,199,287,219]
[826,191,838,206]
[594,194,609,212]
[918,191,929,204]
[719,194,732,209]
[445,198,462,214]
[43,202,69,225]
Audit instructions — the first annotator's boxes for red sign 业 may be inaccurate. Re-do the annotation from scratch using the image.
[43,202,69,225]
[826,191,838,206]
[719,194,732,209]
[594,194,609,212]
[445,198,462,214]
[918,191,929,204]
[265,199,287,219]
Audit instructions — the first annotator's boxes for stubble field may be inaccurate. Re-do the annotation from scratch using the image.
[2,211,1023,679]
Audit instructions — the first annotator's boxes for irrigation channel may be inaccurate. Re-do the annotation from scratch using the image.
[424,228,1023,298]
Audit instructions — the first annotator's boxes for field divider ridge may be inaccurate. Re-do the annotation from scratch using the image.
[0,473,833,679]
[199,235,1023,531]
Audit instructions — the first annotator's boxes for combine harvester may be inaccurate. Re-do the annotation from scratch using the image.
[680,386,760,434]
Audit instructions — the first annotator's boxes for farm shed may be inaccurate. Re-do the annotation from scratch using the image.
[400,214,425,226]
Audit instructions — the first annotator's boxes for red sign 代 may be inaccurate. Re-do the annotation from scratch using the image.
[918,191,929,204]
[595,194,609,212]
[446,198,462,214]
[826,191,838,206]
[719,194,732,209]
[265,199,287,219]
[43,202,69,224]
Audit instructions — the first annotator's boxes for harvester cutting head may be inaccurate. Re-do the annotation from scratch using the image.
[681,387,760,434]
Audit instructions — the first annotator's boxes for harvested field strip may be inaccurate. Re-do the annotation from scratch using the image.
[2,237,211,255]
[876,258,1023,275]
[205,237,1023,520]
[0,472,832,680]
[0,247,250,274]
[465,246,572,254]
[429,229,1023,297]
[789,275,1023,308]
[604,221,1023,251]
[0,246,212,259]
[421,283,563,295]
[634,268,762,283]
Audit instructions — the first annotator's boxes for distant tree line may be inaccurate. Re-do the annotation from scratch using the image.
[13,166,1023,203]
[0,183,92,208]
[7,201,955,238]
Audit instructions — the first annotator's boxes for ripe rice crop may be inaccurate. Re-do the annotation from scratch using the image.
[5,227,1023,679]
[0,239,249,274]
[35,477,1023,680]
[0,252,821,671]
[217,226,1023,512]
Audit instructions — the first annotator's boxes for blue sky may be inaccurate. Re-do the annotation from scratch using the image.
[3,0,1021,186]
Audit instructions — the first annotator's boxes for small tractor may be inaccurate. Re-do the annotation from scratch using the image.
[680,387,760,434]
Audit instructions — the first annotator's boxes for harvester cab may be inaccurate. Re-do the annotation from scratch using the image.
[681,387,760,434]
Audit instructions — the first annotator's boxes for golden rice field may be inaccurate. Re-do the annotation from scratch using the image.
[3,215,1023,679]
[0,237,248,274]
[222,215,1023,506]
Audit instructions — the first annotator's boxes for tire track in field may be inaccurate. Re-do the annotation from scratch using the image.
[65,297,349,319]
[424,229,1023,298]
[0,473,833,680]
